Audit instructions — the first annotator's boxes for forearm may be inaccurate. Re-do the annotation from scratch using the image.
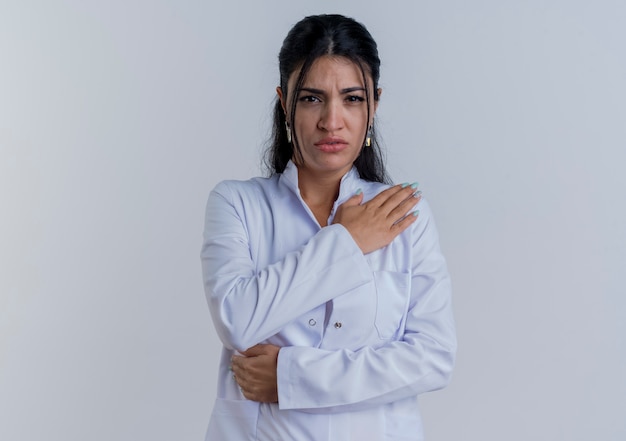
[277,260,456,412]
[277,330,455,412]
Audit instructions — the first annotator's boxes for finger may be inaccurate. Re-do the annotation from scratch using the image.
[367,183,418,212]
[365,184,405,208]
[379,183,419,212]
[231,354,247,373]
[230,361,241,378]
[231,361,249,386]
[231,353,245,363]
[391,209,419,233]
[339,190,364,208]
[231,367,242,387]
[388,191,422,224]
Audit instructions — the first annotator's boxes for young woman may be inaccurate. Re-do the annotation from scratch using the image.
[201,14,456,440]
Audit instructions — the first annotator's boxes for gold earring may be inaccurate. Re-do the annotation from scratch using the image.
[285,122,292,143]
[365,126,372,147]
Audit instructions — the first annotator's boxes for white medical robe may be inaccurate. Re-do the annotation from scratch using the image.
[201,161,456,440]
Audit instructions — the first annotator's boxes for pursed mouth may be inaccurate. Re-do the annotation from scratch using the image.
[315,141,349,152]
[315,137,348,146]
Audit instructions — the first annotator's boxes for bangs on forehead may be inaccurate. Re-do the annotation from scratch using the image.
[297,56,372,87]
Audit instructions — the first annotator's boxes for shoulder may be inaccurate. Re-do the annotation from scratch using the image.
[204,176,282,231]
[210,175,277,202]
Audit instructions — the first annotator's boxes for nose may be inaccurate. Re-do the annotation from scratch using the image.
[318,99,344,132]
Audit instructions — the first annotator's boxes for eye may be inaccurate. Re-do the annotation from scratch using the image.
[346,95,365,103]
[298,95,321,103]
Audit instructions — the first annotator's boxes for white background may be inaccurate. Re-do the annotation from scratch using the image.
[1,1,625,440]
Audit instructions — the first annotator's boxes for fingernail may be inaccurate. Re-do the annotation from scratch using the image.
[401,182,409,188]
[410,182,419,189]
[413,190,422,198]
[355,188,362,195]
[412,210,420,217]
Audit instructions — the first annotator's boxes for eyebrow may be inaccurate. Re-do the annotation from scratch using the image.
[298,86,366,95]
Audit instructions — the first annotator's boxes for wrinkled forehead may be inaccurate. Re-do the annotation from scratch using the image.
[285,55,372,95]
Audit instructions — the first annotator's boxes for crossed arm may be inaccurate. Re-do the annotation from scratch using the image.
[204,182,455,410]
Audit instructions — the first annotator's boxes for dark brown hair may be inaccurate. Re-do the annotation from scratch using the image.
[265,14,389,184]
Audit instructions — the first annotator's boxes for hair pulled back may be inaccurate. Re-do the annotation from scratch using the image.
[265,14,390,184]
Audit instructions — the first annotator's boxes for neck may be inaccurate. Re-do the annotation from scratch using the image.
[297,166,349,226]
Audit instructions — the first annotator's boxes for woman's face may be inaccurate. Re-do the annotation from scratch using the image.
[278,55,380,180]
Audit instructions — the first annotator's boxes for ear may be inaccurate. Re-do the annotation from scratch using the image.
[276,86,287,117]
[374,88,382,112]
[371,88,382,124]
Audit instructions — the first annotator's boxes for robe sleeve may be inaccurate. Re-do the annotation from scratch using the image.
[276,200,457,411]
